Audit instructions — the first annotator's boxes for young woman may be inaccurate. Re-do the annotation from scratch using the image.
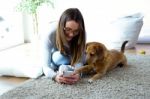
[41,8,86,84]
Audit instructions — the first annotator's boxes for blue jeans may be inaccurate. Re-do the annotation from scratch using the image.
[52,51,70,68]
[52,50,85,71]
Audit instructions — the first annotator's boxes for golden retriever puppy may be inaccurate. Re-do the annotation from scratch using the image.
[74,41,128,83]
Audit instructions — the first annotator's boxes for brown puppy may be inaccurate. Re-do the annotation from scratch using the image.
[75,41,128,83]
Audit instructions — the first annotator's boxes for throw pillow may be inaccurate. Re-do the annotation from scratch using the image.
[103,13,144,49]
[0,44,43,78]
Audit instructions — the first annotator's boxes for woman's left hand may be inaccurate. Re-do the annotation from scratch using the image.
[63,73,80,84]
[70,73,80,82]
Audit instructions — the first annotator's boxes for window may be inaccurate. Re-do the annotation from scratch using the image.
[0,0,24,50]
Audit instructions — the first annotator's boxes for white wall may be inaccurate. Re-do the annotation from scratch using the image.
[26,0,150,43]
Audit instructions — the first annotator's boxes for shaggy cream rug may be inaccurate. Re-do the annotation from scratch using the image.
[0,54,150,99]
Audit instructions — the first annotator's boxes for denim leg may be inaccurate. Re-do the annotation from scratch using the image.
[52,51,70,67]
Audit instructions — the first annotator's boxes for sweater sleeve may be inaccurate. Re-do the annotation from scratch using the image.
[40,28,57,78]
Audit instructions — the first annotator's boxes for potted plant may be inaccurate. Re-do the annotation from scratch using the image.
[16,0,54,41]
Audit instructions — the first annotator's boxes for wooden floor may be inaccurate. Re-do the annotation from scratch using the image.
[0,43,150,95]
[126,43,150,55]
[0,76,28,95]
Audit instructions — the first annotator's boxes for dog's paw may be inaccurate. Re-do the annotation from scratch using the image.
[88,79,93,84]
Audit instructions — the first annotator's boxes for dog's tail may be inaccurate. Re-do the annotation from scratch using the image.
[121,41,128,53]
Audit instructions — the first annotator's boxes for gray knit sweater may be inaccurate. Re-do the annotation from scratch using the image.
[40,26,85,79]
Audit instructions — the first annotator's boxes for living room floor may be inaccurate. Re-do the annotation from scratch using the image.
[0,43,150,95]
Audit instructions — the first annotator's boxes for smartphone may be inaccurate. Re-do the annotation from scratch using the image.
[63,71,74,77]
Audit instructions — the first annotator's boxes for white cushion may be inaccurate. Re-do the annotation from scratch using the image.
[101,13,144,49]
[0,43,43,78]
[86,13,144,49]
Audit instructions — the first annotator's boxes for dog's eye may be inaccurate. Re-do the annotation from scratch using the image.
[90,53,94,56]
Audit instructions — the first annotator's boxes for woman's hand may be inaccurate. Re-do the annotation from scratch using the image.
[55,73,80,85]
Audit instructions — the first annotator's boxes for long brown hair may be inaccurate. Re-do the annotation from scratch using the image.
[56,8,86,66]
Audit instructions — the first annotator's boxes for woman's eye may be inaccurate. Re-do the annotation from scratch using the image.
[64,27,71,31]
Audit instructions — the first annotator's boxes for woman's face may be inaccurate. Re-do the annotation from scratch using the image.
[64,20,79,41]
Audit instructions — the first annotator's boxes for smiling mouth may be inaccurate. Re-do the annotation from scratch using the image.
[66,36,73,41]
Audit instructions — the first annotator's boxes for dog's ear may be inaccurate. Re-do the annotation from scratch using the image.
[95,44,108,60]
[95,45,103,55]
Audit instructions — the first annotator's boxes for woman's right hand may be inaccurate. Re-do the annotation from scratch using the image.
[55,74,80,85]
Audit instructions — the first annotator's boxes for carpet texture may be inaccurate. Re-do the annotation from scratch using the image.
[0,54,150,99]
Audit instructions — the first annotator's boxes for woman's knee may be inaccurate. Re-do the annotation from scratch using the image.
[52,51,70,66]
